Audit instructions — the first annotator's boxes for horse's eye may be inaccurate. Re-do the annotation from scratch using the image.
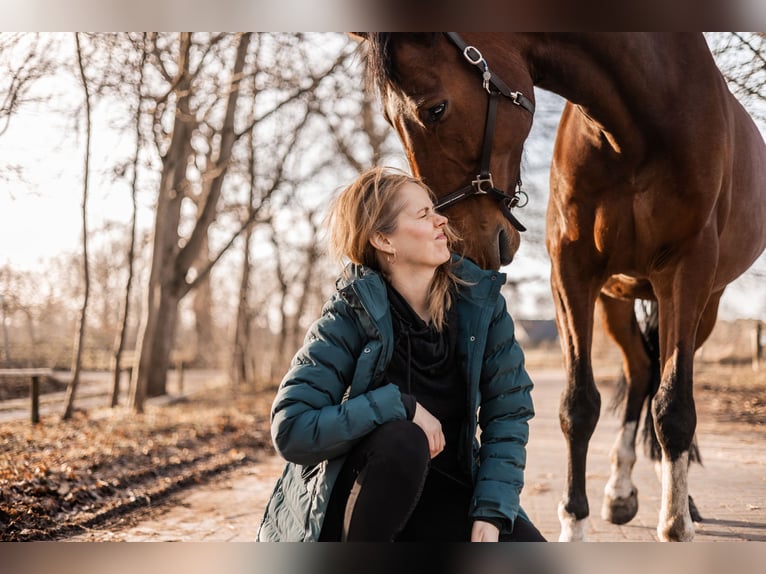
[424,102,447,124]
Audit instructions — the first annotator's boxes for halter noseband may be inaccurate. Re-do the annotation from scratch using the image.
[433,33,534,232]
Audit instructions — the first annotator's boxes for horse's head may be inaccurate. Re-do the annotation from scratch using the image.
[358,33,535,270]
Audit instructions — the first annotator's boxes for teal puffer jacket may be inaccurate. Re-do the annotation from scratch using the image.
[257,256,535,541]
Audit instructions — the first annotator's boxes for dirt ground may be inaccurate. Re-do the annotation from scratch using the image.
[0,375,274,541]
[0,360,764,542]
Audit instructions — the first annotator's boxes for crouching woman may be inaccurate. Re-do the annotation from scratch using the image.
[257,167,544,542]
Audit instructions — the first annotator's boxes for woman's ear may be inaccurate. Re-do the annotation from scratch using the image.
[348,33,369,42]
[369,232,392,254]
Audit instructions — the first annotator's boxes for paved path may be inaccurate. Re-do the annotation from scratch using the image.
[523,371,766,541]
[0,369,221,423]
[68,368,766,542]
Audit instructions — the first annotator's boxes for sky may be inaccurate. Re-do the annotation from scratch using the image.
[0,98,149,270]
[1,33,765,322]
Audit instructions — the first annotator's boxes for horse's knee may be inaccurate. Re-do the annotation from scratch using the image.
[652,390,696,459]
[559,384,601,440]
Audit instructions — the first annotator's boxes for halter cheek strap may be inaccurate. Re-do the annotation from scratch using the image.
[434,33,534,233]
[444,33,535,114]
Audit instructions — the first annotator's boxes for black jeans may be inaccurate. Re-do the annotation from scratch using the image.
[318,420,546,542]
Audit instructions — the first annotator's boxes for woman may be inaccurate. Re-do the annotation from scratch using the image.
[257,167,544,542]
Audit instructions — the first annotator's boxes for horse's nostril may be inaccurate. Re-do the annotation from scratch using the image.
[498,228,514,266]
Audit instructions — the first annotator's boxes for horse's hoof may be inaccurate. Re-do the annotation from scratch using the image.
[658,503,695,541]
[689,495,703,522]
[658,518,695,542]
[601,487,638,525]
[558,501,588,541]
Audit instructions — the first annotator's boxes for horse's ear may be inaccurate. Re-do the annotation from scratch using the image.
[348,32,369,42]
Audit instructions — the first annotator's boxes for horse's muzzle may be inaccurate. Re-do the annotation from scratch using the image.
[498,227,516,266]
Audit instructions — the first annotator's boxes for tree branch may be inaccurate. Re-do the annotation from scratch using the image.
[233,49,348,140]
[175,33,252,280]
[180,92,312,298]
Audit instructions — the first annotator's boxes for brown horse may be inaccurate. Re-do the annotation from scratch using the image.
[357,33,766,541]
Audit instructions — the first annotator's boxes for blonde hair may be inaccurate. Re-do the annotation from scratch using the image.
[327,166,461,331]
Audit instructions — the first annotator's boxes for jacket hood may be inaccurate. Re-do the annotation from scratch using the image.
[335,263,390,325]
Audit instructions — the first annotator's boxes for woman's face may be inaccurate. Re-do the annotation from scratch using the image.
[381,182,451,272]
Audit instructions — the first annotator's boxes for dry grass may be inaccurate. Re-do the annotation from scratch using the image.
[694,361,766,427]
[0,384,275,541]
[525,346,766,431]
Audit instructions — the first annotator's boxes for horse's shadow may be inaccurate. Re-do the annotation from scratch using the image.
[696,518,766,541]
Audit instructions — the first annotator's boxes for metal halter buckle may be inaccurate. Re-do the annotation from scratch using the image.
[463,46,493,93]
[472,174,494,193]
[507,189,529,209]
[463,45,484,66]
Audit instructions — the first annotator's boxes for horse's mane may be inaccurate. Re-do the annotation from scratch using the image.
[361,33,440,98]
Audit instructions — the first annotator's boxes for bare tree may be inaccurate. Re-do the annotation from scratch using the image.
[191,237,217,367]
[0,266,43,365]
[230,101,263,388]
[230,213,257,387]
[111,34,147,407]
[708,32,766,122]
[268,223,291,382]
[265,198,337,380]
[127,33,352,410]
[63,33,92,420]
[286,206,325,354]
[0,34,53,137]
[130,32,228,411]
[0,33,61,196]
[229,35,321,387]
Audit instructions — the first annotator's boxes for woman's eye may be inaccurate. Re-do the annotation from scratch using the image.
[425,102,446,124]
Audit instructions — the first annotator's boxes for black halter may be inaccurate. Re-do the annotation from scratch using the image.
[434,33,535,233]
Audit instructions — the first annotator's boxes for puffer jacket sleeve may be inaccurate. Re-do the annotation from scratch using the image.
[270,294,408,466]
[471,293,535,527]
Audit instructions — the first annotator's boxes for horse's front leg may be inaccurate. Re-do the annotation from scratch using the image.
[551,257,602,542]
[597,293,653,526]
[652,237,718,542]
[653,344,696,542]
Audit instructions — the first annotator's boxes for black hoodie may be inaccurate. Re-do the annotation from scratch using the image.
[385,281,470,486]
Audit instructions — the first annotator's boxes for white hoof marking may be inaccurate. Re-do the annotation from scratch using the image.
[657,451,695,541]
[558,501,588,541]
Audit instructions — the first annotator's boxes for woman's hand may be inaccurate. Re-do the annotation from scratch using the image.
[471,520,500,542]
[412,402,445,459]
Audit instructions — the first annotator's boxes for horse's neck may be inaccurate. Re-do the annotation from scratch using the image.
[522,33,719,157]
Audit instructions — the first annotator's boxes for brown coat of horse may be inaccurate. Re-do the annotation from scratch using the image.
[358,33,766,541]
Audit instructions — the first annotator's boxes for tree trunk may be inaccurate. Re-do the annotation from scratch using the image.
[289,215,321,354]
[1,295,10,365]
[192,236,216,367]
[129,121,189,407]
[63,33,91,420]
[130,32,252,411]
[231,225,253,388]
[130,35,193,411]
[112,35,145,407]
[144,288,180,397]
[230,103,259,390]
[269,226,290,382]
